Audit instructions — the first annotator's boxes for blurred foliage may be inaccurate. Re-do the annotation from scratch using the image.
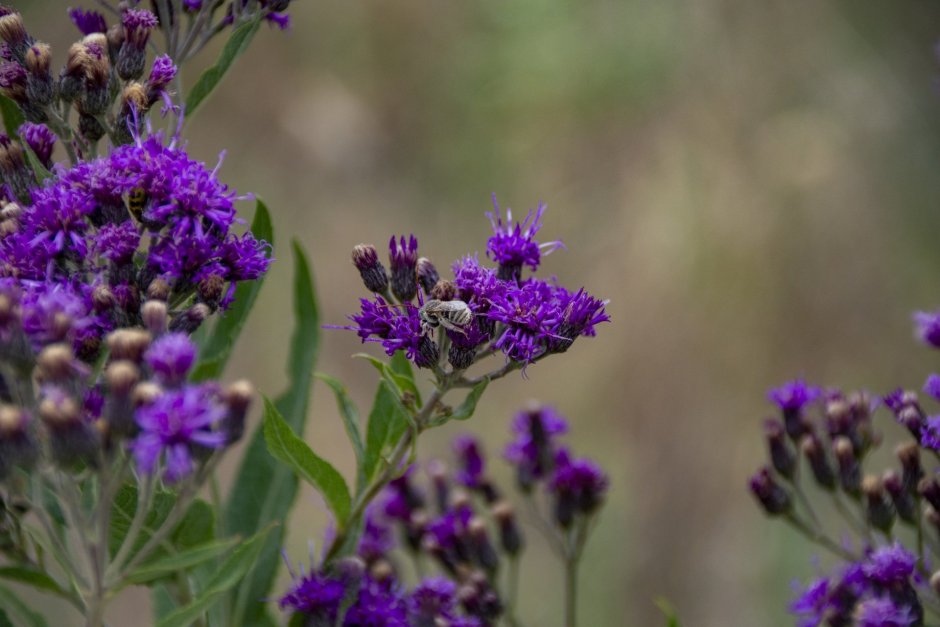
[18,1,940,625]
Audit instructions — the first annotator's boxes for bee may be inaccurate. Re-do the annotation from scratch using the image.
[418,299,474,336]
[126,187,148,221]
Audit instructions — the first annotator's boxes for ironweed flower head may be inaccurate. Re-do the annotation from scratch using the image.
[389,234,419,302]
[486,195,562,282]
[68,8,107,36]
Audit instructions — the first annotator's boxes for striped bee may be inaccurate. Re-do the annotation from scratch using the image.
[418,299,474,336]
[126,187,148,221]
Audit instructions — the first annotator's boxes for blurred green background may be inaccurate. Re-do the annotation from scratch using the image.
[20,1,940,625]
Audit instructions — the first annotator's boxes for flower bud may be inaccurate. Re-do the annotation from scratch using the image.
[931,571,940,598]
[799,433,835,490]
[862,474,894,533]
[0,138,34,203]
[39,388,99,468]
[883,470,917,525]
[0,11,28,61]
[79,112,106,143]
[222,380,253,444]
[748,466,791,516]
[145,277,170,301]
[141,300,168,336]
[169,303,210,334]
[430,279,457,302]
[389,235,418,301]
[897,442,923,494]
[103,360,139,436]
[132,381,162,407]
[0,405,37,478]
[833,436,861,497]
[106,328,151,363]
[427,459,449,513]
[79,35,110,115]
[422,533,456,575]
[764,419,796,479]
[457,577,503,622]
[448,343,476,371]
[59,43,87,102]
[920,477,940,512]
[22,43,52,107]
[414,335,439,369]
[114,82,148,145]
[36,344,77,384]
[417,257,440,295]
[352,244,389,294]
[492,500,523,556]
[467,516,499,574]
[117,9,157,80]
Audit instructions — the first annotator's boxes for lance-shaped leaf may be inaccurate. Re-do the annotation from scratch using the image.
[224,240,319,626]
[429,378,489,427]
[186,18,261,118]
[0,95,23,136]
[316,373,366,491]
[155,525,274,627]
[0,567,69,601]
[0,584,48,627]
[263,396,351,523]
[363,380,412,482]
[125,537,240,586]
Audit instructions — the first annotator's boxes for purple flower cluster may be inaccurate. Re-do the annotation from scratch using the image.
[340,200,608,370]
[791,545,922,627]
[0,131,271,360]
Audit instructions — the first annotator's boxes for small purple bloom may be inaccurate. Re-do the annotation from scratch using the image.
[862,544,916,586]
[855,596,916,627]
[220,232,272,281]
[790,577,831,627]
[921,416,940,450]
[121,9,159,50]
[914,310,940,348]
[768,379,820,414]
[344,577,408,626]
[265,12,291,30]
[18,123,55,168]
[68,8,107,35]
[505,405,568,485]
[131,385,227,483]
[358,506,395,563]
[278,570,345,621]
[389,234,419,302]
[486,195,562,281]
[408,577,457,622]
[453,435,486,489]
[924,374,940,402]
[93,221,140,264]
[148,54,177,89]
[144,333,196,386]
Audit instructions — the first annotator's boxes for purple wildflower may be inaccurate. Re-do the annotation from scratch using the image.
[486,195,562,281]
[389,234,419,302]
[68,8,107,34]
[855,597,916,627]
[18,123,55,168]
[183,0,203,11]
[768,379,820,414]
[121,9,158,50]
[131,384,227,483]
[549,455,609,514]
[265,12,291,30]
[144,333,196,387]
[93,221,140,264]
[343,578,408,626]
[914,310,940,348]
[863,544,916,586]
[346,297,438,368]
[924,374,940,401]
[278,570,345,621]
[922,416,940,450]
[358,506,395,563]
[453,435,486,488]
[790,577,832,627]
[505,405,568,488]
[219,233,272,281]
[148,54,177,89]
[408,577,457,623]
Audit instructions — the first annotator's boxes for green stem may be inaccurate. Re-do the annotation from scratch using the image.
[564,552,579,627]
[784,513,857,561]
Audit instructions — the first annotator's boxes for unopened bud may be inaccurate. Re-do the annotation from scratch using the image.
[36,344,75,383]
[799,434,835,490]
[145,277,170,301]
[931,571,940,598]
[141,300,168,336]
[24,43,52,106]
[169,303,209,334]
[40,389,99,468]
[493,501,523,555]
[919,477,940,512]
[416,257,440,295]
[833,437,861,497]
[106,328,151,363]
[406,510,428,552]
[748,466,791,516]
[765,419,796,479]
[427,459,449,513]
[430,279,457,302]
[221,380,253,444]
[862,475,894,533]
[467,516,498,574]
[897,442,924,493]
[0,405,37,478]
[883,470,917,524]
[0,12,27,60]
[352,244,389,294]
[132,381,162,407]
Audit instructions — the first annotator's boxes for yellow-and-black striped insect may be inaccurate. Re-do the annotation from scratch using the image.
[126,187,148,221]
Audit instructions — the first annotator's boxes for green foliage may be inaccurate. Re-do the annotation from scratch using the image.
[125,538,240,586]
[316,373,366,491]
[430,378,489,426]
[108,485,176,559]
[263,396,352,523]
[363,380,412,483]
[655,598,681,627]
[223,240,319,626]
[0,584,48,627]
[0,567,69,600]
[0,95,23,136]
[154,525,274,627]
[22,145,52,182]
[191,200,273,381]
[186,18,262,118]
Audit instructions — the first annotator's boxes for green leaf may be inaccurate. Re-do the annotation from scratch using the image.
[0,584,48,627]
[224,240,319,626]
[363,380,411,482]
[190,200,273,381]
[0,567,69,600]
[263,396,351,523]
[0,95,23,137]
[449,379,489,422]
[109,484,176,559]
[655,598,681,627]
[185,17,261,119]
[151,585,176,621]
[22,144,52,183]
[0,609,13,627]
[171,499,215,549]
[125,538,240,585]
[316,373,365,490]
[155,525,274,627]
[388,351,422,406]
